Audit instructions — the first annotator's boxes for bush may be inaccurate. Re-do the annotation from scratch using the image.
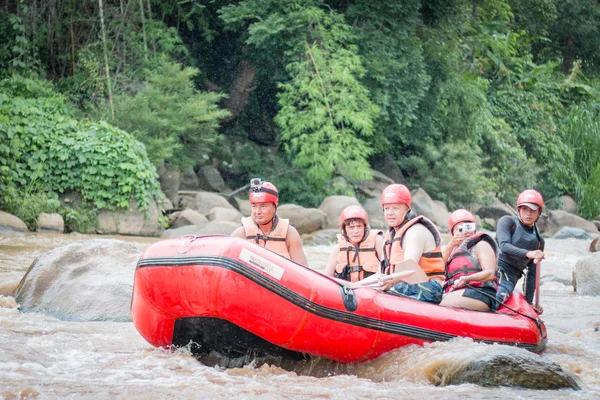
[0,75,162,213]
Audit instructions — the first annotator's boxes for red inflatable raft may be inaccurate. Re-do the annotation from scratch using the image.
[131,235,547,363]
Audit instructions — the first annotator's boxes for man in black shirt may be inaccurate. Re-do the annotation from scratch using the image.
[495,189,545,314]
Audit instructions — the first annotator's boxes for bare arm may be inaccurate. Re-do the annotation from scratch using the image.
[375,234,384,262]
[286,226,308,266]
[324,246,340,277]
[442,232,468,263]
[231,226,246,239]
[452,241,497,288]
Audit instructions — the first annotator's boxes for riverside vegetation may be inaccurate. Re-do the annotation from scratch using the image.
[1,0,600,232]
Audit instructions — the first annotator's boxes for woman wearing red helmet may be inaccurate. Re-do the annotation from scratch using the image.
[440,209,499,311]
[231,178,308,266]
[324,205,384,282]
[377,184,446,304]
[495,189,545,314]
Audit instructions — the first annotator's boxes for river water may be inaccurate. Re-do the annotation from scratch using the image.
[1,232,599,399]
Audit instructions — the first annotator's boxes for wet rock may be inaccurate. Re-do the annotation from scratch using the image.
[552,227,595,240]
[475,198,516,221]
[197,165,228,192]
[37,213,64,233]
[97,198,160,237]
[573,252,600,295]
[410,188,450,231]
[277,204,326,234]
[14,239,141,321]
[538,210,599,236]
[301,229,339,246]
[157,165,181,204]
[363,197,386,230]
[207,207,243,224]
[0,211,28,232]
[171,208,209,229]
[191,191,235,215]
[448,353,580,389]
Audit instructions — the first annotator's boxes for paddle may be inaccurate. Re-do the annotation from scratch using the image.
[534,259,541,309]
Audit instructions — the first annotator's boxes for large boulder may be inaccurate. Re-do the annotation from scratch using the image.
[475,198,516,221]
[356,169,395,199]
[538,210,599,236]
[14,239,141,321]
[197,165,228,192]
[552,227,595,240]
[318,196,360,229]
[448,351,580,389]
[369,152,406,184]
[235,197,251,217]
[277,204,326,234]
[171,208,209,229]
[410,188,451,231]
[573,252,600,296]
[363,197,386,230]
[301,229,339,246]
[180,167,201,190]
[207,207,244,223]
[556,195,577,214]
[0,210,29,232]
[157,165,181,204]
[37,213,64,233]
[191,192,235,215]
[97,198,160,237]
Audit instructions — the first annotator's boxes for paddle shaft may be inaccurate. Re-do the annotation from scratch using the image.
[534,259,541,308]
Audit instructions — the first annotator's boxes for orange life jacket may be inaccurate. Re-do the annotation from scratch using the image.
[382,215,445,280]
[444,233,498,293]
[335,230,382,282]
[241,216,291,259]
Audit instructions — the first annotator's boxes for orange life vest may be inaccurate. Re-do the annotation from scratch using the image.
[241,216,291,259]
[382,215,445,280]
[335,230,382,282]
[444,233,498,293]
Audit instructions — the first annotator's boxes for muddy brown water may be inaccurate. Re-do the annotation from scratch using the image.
[1,232,599,399]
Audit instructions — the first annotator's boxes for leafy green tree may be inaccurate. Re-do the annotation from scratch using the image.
[222,1,378,189]
[108,57,230,169]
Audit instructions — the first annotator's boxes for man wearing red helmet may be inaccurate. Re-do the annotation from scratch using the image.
[377,184,445,304]
[324,205,384,282]
[231,178,308,266]
[495,189,545,314]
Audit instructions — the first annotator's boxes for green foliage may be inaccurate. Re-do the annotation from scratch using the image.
[563,100,600,219]
[0,74,162,212]
[108,57,229,169]
[60,205,98,234]
[1,187,60,231]
[346,1,430,152]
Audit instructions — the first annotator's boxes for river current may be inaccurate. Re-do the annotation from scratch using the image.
[1,232,599,399]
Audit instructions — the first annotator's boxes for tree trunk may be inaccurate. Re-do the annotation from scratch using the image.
[98,0,115,119]
[224,59,256,122]
[147,0,156,55]
[139,0,148,61]
[563,34,575,74]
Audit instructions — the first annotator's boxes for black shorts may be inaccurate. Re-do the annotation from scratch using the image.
[463,286,496,310]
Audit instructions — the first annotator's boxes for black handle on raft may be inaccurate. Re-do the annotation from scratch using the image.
[339,285,358,312]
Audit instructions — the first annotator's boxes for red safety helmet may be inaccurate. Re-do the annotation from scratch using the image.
[517,189,544,212]
[448,209,476,234]
[249,181,279,206]
[380,184,411,207]
[339,205,369,227]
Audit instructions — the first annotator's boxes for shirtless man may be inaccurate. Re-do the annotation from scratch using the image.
[377,184,445,304]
